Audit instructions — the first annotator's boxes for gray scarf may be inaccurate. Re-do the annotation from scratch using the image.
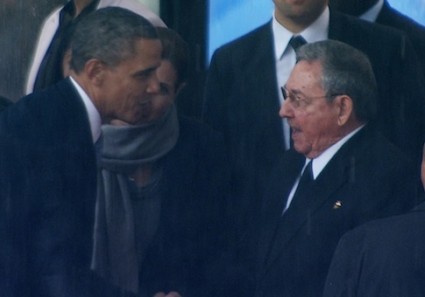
[91,105,179,294]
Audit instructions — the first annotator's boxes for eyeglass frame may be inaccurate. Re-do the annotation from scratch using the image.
[281,86,341,109]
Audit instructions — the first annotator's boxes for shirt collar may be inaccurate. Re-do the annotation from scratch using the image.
[272,6,329,60]
[309,125,365,179]
[360,0,384,22]
[69,76,102,143]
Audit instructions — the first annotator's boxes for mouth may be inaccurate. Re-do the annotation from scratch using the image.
[139,99,151,106]
[290,126,301,139]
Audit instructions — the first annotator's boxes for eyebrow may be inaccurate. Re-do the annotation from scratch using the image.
[133,65,158,77]
[284,85,304,96]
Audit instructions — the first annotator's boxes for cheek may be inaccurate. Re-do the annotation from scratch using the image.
[153,96,173,114]
[297,112,326,143]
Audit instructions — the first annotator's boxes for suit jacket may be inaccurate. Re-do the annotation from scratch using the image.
[25,0,165,94]
[376,0,425,76]
[138,116,230,297]
[249,126,422,297]
[0,82,230,297]
[0,78,103,297]
[203,10,425,240]
[324,202,425,297]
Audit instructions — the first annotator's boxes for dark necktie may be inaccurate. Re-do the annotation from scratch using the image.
[286,160,313,212]
[289,35,307,51]
[295,160,313,194]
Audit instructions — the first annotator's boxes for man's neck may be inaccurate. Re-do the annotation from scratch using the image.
[275,5,327,34]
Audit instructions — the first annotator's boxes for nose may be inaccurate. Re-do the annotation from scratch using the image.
[146,72,160,94]
[279,99,293,119]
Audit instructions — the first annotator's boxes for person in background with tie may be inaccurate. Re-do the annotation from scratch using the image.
[329,0,425,76]
[203,0,425,245]
[216,39,423,297]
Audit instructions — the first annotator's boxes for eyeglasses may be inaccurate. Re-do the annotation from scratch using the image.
[281,86,340,109]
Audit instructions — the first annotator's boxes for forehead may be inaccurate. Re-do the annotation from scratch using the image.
[286,60,323,91]
[118,38,162,70]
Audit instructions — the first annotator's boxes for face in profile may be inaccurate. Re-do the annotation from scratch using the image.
[99,38,163,125]
[279,60,342,158]
[145,59,179,122]
[109,58,178,126]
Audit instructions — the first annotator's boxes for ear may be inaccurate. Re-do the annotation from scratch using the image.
[335,95,353,126]
[62,49,72,77]
[84,59,107,86]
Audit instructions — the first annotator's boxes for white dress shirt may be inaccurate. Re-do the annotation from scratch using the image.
[69,76,102,143]
[272,7,329,149]
[360,0,384,22]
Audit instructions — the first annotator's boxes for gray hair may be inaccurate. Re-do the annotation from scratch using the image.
[296,40,377,122]
[70,7,158,73]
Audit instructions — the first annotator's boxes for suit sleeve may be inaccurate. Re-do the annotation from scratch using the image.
[323,227,366,297]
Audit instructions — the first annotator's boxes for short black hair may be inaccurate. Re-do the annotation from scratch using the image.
[70,7,158,73]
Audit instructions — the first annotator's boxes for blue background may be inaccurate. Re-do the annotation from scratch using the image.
[208,0,425,62]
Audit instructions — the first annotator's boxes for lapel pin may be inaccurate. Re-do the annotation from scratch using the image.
[333,200,342,209]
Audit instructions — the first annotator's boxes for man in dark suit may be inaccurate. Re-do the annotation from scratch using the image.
[225,40,422,297]
[0,7,162,297]
[203,0,425,242]
[329,0,425,74]
[323,145,425,297]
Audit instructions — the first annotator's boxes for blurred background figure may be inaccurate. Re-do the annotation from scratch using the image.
[95,26,229,297]
[25,0,166,95]
[329,0,425,76]
[324,143,425,297]
[0,0,64,101]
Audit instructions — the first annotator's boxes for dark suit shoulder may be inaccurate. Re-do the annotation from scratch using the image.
[214,22,271,54]
[210,22,272,66]
[325,206,425,297]
[348,204,425,240]
[330,10,410,49]
[377,2,425,70]
[378,1,425,38]
[0,79,87,143]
